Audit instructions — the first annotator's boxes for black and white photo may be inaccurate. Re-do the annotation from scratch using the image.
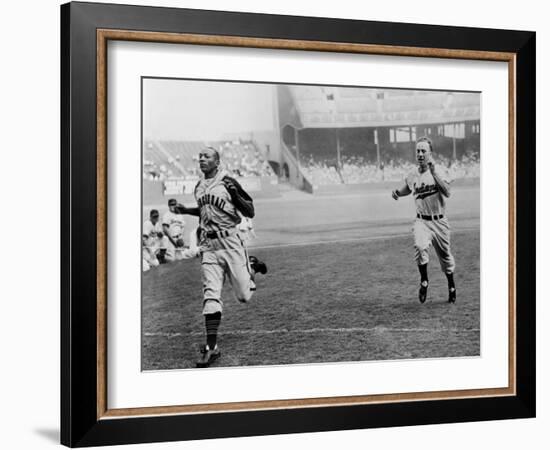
[141,79,481,369]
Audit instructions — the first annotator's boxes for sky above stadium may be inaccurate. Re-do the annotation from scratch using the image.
[143,79,275,141]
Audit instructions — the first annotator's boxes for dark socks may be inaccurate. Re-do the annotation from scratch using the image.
[205,312,222,350]
[446,272,456,290]
[418,263,428,284]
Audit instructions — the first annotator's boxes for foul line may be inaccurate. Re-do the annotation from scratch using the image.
[145,326,480,338]
[250,227,479,251]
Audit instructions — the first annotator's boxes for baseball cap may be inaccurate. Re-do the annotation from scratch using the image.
[150,209,159,218]
[168,198,177,206]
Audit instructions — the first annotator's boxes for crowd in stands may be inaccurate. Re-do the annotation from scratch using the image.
[301,157,343,186]
[193,141,274,178]
[301,151,480,186]
[143,140,273,181]
[143,162,169,181]
[444,152,480,179]
[143,137,478,190]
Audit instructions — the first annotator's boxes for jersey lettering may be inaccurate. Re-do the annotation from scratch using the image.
[413,182,438,200]
[197,194,227,212]
[195,170,240,232]
[405,166,449,216]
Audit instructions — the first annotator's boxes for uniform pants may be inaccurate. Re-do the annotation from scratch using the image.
[164,235,186,261]
[413,217,455,274]
[200,233,255,315]
[142,246,160,272]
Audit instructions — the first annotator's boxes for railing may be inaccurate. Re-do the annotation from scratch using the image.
[279,140,313,194]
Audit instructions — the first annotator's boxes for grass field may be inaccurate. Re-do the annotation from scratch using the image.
[142,186,480,370]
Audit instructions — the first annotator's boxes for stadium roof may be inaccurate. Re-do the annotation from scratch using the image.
[288,86,480,129]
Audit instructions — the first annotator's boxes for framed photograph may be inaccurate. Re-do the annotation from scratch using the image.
[61,1,535,447]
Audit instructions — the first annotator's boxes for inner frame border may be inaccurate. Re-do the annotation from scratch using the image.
[96,29,516,420]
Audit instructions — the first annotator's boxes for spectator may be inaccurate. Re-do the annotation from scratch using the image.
[301,151,479,185]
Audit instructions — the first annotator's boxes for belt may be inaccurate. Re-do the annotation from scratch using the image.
[204,228,236,239]
[417,213,444,221]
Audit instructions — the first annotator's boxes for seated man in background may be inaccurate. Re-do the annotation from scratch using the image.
[142,209,165,271]
[162,198,187,262]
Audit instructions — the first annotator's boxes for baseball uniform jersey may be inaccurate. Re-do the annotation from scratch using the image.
[194,169,255,315]
[162,210,185,238]
[162,210,187,261]
[143,219,164,250]
[142,219,163,271]
[405,166,455,274]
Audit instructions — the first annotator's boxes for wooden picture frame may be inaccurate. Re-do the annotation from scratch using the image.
[61,1,535,446]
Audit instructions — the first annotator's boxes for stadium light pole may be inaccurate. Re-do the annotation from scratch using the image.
[452,122,457,161]
[271,85,283,178]
[336,128,341,169]
[374,128,381,169]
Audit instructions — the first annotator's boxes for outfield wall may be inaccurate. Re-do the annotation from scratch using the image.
[143,176,281,205]
[310,177,479,195]
[144,176,479,205]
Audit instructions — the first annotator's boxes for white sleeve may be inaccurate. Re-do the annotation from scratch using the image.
[179,247,200,259]
[143,221,152,236]
[162,212,170,226]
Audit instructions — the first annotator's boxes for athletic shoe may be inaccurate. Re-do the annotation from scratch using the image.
[419,281,428,304]
[157,248,167,264]
[249,256,267,275]
[196,345,221,368]
[448,287,457,303]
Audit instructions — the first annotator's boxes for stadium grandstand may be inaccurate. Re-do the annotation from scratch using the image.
[143,139,274,181]
[277,86,480,191]
[143,84,480,201]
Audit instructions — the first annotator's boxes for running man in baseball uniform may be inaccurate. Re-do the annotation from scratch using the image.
[176,146,267,368]
[391,137,456,304]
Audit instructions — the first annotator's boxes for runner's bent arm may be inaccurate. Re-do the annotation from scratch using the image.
[429,164,451,197]
[392,183,412,200]
[178,205,200,216]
